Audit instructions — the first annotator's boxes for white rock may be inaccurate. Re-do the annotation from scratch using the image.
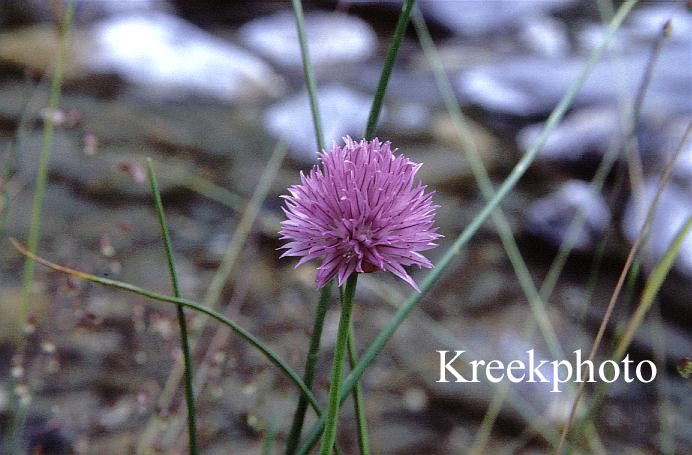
[264,84,380,162]
[518,16,571,57]
[86,13,285,102]
[517,107,621,163]
[239,11,376,69]
[457,47,690,118]
[421,0,575,37]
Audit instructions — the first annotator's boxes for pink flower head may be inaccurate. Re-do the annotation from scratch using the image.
[279,137,441,291]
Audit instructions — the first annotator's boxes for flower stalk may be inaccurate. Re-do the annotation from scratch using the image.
[320,274,358,455]
[347,320,370,455]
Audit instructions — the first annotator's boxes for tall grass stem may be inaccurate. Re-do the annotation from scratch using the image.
[18,0,75,336]
[364,0,415,140]
[137,142,287,452]
[146,159,198,455]
[291,0,325,152]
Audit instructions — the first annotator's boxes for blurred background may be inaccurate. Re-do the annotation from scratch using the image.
[0,0,690,453]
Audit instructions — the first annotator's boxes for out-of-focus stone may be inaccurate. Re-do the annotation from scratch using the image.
[0,25,88,79]
[517,107,621,165]
[238,10,376,70]
[526,180,611,251]
[263,84,377,161]
[62,95,270,160]
[380,101,433,138]
[420,0,575,37]
[517,16,571,57]
[16,130,195,200]
[0,13,285,102]
[86,13,285,102]
[430,113,501,170]
[456,47,690,119]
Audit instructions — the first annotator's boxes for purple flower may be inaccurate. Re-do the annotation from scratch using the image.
[279,137,441,291]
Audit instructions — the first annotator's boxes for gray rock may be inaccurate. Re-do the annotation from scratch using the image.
[342,67,444,107]
[456,46,691,118]
[517,107,691,180]
[263,84,379,161]
[622,179,692,277]
[16,130,195,200]
[64,95,271,160]
[420,0,575,37]
[86,12,285,102]
[238,10,376,70]
[401,144,471,188]
[380,101,433,138]
[526,180,611,251]
[517,106,622,165]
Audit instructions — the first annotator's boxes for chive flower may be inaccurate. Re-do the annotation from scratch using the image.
[279,137,440,291]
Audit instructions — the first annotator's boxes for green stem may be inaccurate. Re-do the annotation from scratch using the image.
[262,419,277,455]
[18,0,75,334]
[137,142,287,453]
[285,281,333,455]
[0,141,16,239]
[11,238,322,417]
[146,159,197,455]
[295,2,638,452]
[319,274,358,455]
[347,320,370,455]
[364,0,415,140]
[291,0,325,152]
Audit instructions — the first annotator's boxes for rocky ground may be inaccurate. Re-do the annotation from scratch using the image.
[0,1,690,454]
